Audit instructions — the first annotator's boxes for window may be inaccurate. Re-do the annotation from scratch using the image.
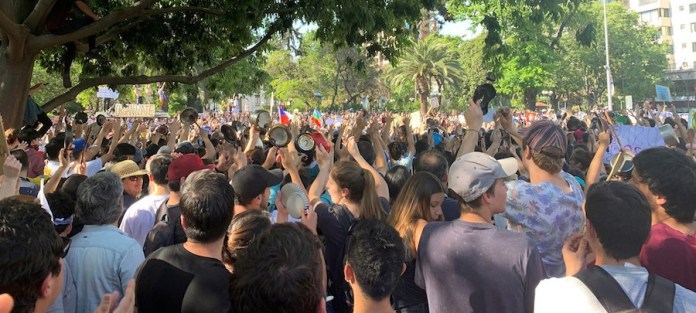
[693,61,696,68]
[693,42,696,52]
[683,62,689,69]
[692,23,696,32]
[684,43,689,49]
[659,8,671,17]
[664,26,672,36]
[680,5,685,11]
[640,0,658,5]
[691,4,696,13]
[640,9,659,23]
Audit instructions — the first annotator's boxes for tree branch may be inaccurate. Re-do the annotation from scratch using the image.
[0,10,20,40]
[42,27,276,111]
[548,2,580,50]
[142,6,224,17]
[27,0,159,53]
[23,0,57,33]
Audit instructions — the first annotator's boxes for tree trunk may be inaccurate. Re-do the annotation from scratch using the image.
[419,92,428,117]
[524,89,537,111]
[0,55,35,129]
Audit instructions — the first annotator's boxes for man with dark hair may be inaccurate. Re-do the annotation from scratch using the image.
[413,149,459,221]
[120,154,172,246]
[46,191,77,313]
[9,149,40,197]
[416,152,543,313]
[142,154,209,255]
[0,198,64,313]
[114,143,137,162]
[536,181,696,312]
[345,220,405,313]
[66,172,144,313]
[230,223,327,313]
[499,117,585,277]
[633,147,696,292]
[18,127,44,178]
[135,170,234,312]
[232,164,282,215]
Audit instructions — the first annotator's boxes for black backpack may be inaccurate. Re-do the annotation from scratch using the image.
[574,265,675,313]
[143,199,187,257]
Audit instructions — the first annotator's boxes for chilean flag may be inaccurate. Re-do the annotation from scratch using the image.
[279,108,292,125]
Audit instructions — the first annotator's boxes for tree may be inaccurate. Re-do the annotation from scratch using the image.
[387,37,464,116]
[434,35,490,110]
[447,0,595,110]
[553,2,667,109]
[0,0,434,128]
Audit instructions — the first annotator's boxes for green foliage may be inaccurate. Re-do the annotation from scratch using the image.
[553,2,667,108]
[386,37,464,114]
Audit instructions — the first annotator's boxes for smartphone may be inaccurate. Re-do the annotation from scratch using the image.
[310,132,331,152]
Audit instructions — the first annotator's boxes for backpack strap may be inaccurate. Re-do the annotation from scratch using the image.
[574,266,637,312]
[641,273,675,312]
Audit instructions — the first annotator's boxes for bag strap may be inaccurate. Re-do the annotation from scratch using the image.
[641,273,675,312]
[574,266,637,312]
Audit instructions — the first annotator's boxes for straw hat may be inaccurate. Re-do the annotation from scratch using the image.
[110,160,148,179]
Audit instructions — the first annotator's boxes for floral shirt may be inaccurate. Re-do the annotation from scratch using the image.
[503,171,585,278]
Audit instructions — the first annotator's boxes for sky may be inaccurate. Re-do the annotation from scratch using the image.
[440,20,481,39]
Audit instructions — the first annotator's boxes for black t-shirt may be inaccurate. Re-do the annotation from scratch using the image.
[135,244,231,313]
[315,197,389,313]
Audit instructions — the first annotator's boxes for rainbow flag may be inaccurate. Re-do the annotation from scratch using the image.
[311,109,323,127]
[279,108,291,125]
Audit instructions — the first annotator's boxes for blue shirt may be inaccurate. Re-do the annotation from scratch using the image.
[66,225,144,313]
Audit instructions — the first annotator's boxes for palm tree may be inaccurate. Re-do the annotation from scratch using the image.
[388,37,463,116]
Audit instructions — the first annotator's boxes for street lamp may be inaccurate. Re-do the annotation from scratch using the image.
[602,0,613,111]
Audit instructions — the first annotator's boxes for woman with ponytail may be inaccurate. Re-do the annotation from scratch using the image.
[387,172,446,313]
[308,136,390,313]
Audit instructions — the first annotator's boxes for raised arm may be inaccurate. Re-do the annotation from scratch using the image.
[308,145,334,204]
[457,99,484,158]
[585,130,610,191]
[346,136,389,200]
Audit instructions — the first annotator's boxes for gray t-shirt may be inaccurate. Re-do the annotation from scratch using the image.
[415,219,544,313]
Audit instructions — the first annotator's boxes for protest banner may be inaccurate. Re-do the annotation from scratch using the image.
[114,104,156,117]
[603,125,665,163]
[655,85,672,103]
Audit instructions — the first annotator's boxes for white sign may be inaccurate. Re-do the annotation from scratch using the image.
[97,87,119,99]
[625,96,633,110]
[603,125,665,163]
[114,104,156,117]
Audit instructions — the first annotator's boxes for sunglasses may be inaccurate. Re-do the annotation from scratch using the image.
[62,237,71,258]
[127,176,143,182]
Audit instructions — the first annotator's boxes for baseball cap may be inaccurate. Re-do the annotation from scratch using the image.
[448,152,518,202]
[280,183,310,219]
[71,138,87,153]
[167,153,210,182]
[110,160,148,179]
[232,165,283,199]
[144,143,160,158]
[175,141,195,154]
[523,120,567,156]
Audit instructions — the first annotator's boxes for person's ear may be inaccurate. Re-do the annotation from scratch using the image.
[655,194,667,207]
[316,297,327,313]
[524,146,532,160]
[341,188,350,199]
[343,263,355,284]
[585,221,597,240]
[180,216,187,230]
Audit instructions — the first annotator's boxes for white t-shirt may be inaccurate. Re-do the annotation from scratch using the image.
[535,263,696,313]
[119,194,169,246]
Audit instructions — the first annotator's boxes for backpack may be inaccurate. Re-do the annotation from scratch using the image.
[143,199,187,257]
[574,265,675,313]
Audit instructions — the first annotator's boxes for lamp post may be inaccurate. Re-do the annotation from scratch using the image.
[603,0,613,111]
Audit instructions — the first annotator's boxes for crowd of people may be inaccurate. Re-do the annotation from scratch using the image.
[1,96,696,313]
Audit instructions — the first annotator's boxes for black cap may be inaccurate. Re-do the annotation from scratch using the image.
[174,141,195,154]
[232,165,283,199]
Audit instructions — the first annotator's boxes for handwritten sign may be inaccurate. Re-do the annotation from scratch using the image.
[603,125,665,163]
[114,104,156,117]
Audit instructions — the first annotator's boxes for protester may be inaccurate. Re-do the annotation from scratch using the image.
[223,210,272,272]
[231,164,283,216]
[119,154,172,246]
[535,181,696,312]
[135,170,234,313]
[110,160,148,214]
[229,222,326,313]
[66,172,144,313]
[387,172,446,312]
[632,147,696,292]
[0,199,64,313]
[416,152,544,313]
[413,149,460,221]
[345,220,406,313]
[498,117,585,277]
